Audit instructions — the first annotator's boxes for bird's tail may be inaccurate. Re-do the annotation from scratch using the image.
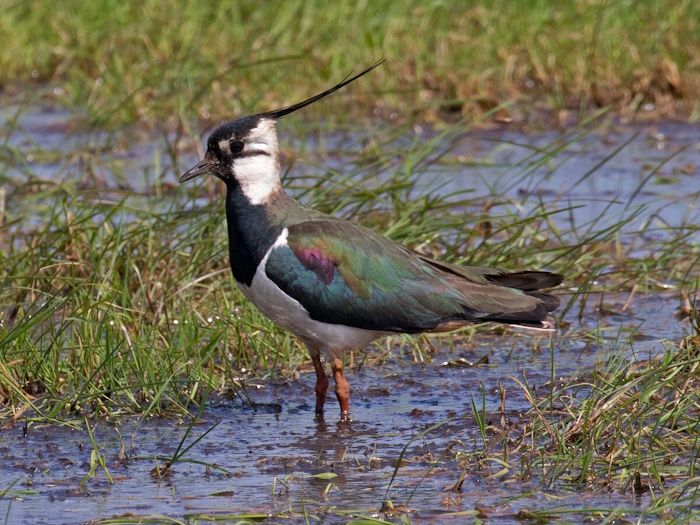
[413,254,563,331]
[480,271,562,329]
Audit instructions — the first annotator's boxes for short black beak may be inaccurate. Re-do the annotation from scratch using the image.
[179,153,217,183]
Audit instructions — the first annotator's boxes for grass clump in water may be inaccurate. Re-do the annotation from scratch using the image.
[443,303,700,523]
[0,99,699,525]
[0,4,698,523]
[1,108,698,426]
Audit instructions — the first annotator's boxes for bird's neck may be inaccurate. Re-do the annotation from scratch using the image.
[224,184,299,286]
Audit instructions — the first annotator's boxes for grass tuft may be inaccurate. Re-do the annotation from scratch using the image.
[0,1,698,128]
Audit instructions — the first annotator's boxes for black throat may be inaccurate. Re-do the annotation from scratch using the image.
[224,184,286,286]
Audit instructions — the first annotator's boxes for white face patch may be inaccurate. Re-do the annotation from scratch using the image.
[232,119,282,206]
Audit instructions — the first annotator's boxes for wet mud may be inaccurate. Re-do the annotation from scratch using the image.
[1,291,691,524]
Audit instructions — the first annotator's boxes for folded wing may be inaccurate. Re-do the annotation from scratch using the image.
[264,220,561,332]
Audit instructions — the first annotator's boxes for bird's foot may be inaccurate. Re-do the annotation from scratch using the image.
[314,411,327,427]
[336,415,353,433]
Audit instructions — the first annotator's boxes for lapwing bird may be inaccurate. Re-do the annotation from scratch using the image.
[180,60,562,421]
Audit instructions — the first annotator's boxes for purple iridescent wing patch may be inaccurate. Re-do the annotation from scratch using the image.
[292,247,336,285]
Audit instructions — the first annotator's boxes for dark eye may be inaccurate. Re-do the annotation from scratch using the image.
[230,141,244,154]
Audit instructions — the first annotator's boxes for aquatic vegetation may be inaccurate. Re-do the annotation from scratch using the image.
[0,3,698,517]
[1,102,699,521]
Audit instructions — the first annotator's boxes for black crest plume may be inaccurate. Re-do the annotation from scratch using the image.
[259,59,385,119]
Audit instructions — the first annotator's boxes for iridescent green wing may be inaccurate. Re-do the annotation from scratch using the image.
[264,220,540,332]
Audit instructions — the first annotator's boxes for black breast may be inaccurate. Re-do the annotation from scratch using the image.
[224,187,285,286]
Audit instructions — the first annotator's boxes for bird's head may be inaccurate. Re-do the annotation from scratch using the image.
[180,60,384,205]
[180,115,281,205]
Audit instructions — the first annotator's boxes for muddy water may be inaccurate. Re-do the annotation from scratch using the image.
[1,107,699,523]
[435,121,700,231]
[1,292,692,524]
[3,106,699,238]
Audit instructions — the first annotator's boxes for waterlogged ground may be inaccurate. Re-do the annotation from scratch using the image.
[2,105,699,237]
[1,106,699,523]
[0,291,692,524]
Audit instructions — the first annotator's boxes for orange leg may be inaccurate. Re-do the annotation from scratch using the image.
[331,357,350,421]
[312,353,329,416]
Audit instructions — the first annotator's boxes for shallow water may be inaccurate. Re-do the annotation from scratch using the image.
[1,106,699,523]
[0,291,693,524]
[2,105,699,235]
[438,121,700,230]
